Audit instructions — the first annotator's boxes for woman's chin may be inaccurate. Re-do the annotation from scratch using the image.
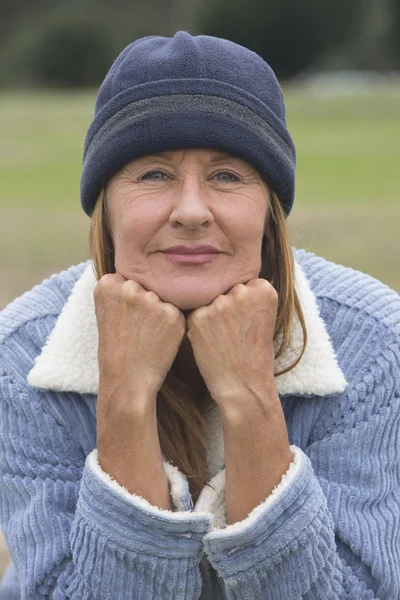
[157,289,219,311]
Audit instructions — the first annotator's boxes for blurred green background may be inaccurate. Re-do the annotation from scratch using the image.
[0,0,399,576]
[0,0,399,312]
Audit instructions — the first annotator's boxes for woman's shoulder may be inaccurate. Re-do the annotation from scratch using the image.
[0,261,90,353]
[294,248,400,337]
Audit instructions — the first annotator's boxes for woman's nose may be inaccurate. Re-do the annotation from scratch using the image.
[168,177,213,228]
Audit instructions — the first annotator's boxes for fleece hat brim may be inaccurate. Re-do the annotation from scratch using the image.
[81,33,296,217]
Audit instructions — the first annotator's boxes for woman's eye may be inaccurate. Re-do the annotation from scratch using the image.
[214,171,240,183]
[141,170,168,182]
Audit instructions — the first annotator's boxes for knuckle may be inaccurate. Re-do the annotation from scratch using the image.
[262,279,273,290]
[258,278,275,293]
[190,306,206,324]
[253,278,268,289]
[163,302,179,320]
[271,287,279,303]
[231,283,247,296]
[122,279,137,290]
[213,295,228,310]
[163,302,175,314]
[99,273,119,287]
[200,304,212,316]
[95,274,124,296]
[265,283,278,304]
[145,291,159,302]
[94,277,111,299]
[93,283,102,300]
[120,279,138,301]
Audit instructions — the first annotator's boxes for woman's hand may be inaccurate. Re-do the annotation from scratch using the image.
[186,278,278,410]
[187,278,291,525]
[93,273,186,508]
[94,273,186,410]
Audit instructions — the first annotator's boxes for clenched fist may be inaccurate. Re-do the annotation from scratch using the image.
[94,273,186,411]
[186,278,278,410]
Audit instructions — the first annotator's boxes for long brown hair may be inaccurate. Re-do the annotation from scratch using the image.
[89,187,307,503]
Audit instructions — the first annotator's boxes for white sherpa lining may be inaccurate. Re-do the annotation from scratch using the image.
[202,445,300,536]
[88,449,211,521]
[88,445,300,532]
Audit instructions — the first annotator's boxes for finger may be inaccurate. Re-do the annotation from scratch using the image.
[111,272,128,282]
[226,283,248,297]
[244,278,267,288]
[98,273,126,287]
[94,273,126,301]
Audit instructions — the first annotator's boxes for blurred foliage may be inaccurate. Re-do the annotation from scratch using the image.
[0,0,174,88]
[318,0,399,72]
[5,14,115,88]
[198,0,364,77]
[0,0,398,86]
[392,0,400,63]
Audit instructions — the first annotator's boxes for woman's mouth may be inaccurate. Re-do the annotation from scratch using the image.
[162,253,220,264]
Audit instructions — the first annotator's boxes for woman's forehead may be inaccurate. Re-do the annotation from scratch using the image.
[131,149,251,165]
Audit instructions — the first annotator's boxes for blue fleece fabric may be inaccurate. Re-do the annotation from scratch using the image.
[0,248,399,598]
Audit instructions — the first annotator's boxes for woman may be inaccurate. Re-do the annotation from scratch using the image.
[0,31,399,599]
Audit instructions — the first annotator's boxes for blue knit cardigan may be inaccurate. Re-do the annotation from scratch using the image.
[0,248,399,599]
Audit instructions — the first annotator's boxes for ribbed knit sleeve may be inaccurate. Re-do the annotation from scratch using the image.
[200,322,400,598]
[0,368,213,599]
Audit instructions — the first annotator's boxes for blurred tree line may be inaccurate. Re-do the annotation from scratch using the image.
[0,0,399,88]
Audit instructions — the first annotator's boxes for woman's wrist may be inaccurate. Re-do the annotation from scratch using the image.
[97,412,172,510]
[97,375,159,417]
[96,391,172,510]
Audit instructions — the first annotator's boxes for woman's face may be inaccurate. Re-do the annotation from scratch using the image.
[105,148,270,311]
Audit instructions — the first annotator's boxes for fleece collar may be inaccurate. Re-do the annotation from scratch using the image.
[27,260,347,398]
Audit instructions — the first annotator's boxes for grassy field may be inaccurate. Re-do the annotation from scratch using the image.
[0,88,399,310]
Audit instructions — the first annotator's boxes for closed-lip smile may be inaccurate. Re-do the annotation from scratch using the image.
[163,245,220,254]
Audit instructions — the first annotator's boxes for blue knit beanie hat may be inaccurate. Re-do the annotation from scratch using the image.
[81,31,296,217]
